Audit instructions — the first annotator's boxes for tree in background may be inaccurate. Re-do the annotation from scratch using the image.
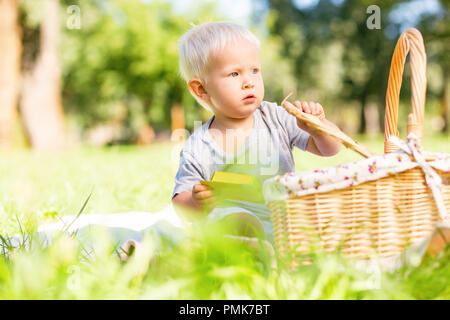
[265,0,449,134]
[2,0,446,148]
[20,0,66,150]
[2,0,219,147]
[0,0,21,149]
[61,0,206,141]
[265,0,401,134]
[419,0,450,132]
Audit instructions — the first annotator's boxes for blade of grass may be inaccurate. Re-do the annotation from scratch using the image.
[63,190,93,234]
[14,214,27,250]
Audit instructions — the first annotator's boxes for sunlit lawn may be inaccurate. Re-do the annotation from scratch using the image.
[0,133,449,299]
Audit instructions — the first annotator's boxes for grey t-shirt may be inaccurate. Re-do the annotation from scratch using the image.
[171,100,311,199]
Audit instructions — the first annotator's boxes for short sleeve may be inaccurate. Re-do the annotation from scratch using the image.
[171,150,205,199]
[274,105,310,151]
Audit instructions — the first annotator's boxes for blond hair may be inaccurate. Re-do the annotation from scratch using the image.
[178,21,260,111]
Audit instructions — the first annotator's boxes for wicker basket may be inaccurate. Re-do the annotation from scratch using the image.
[265,28,450,261]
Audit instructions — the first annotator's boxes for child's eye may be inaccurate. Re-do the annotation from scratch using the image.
[230,72,239,77]
[252,68,259,74]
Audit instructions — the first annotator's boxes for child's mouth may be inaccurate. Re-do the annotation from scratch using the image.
[243,94,256,102]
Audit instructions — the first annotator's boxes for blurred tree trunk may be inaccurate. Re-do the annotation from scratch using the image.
[377,74,388,135]
[0,0,21,148]
[171,104,186,142]
[442,71,449,133]
[20,0,65,150]
[358,80,381,135]
[358,85,368,134]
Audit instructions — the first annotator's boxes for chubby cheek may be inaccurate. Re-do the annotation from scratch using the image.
[256,77,265,100]
[211,83,237,107]
[221,81,242,101]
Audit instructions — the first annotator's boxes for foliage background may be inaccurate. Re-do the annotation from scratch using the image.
[13,0,450,142]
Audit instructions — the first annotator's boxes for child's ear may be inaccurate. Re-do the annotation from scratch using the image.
[188,78,209,101]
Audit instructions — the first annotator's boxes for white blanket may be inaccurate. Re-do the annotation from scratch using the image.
[2,204,189,258]
[37,203,186,234]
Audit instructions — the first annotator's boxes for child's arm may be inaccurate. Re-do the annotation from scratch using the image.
[172,147,218,218]
[293,101,342,157]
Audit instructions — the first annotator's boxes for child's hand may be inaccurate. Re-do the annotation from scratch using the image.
[293,101,325,118]
[192,184,218,211]
[292,101,326,133]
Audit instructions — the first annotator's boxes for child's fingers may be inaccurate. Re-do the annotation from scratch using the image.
[304,101,324,116]
[301,101,310,113]
[307,102,316,114]
[195,190,215,200]
[197,196,218,208]
[293,100,304,111]
[308,101,321,115]
[293,100,302,110]
[308,102,316,114]
[293,101,314,114]
[193,183,209,193]
[313,102,324,115]
[293,100,325,117]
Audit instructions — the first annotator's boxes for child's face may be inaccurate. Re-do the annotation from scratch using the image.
[202,38,264,119]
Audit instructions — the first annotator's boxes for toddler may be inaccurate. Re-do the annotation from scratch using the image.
[172,21,341,243]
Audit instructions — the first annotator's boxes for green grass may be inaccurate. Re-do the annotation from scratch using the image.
[0,143,176,235]
[0,133,449,299]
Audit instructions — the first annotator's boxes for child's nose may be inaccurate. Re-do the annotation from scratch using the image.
[242,79,254,89]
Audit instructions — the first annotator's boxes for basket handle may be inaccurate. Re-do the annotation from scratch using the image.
[384,28,427,154]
